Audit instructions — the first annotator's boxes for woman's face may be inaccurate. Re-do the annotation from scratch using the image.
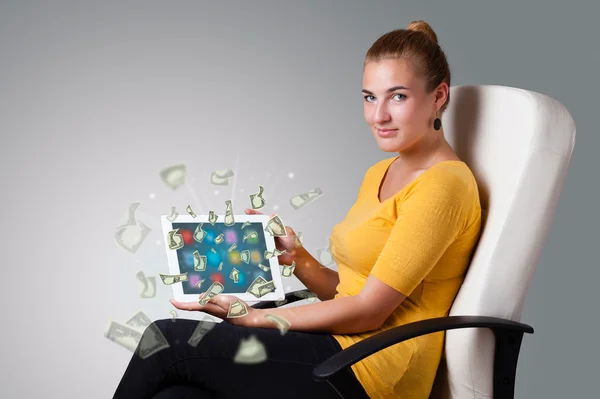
[362,59,435,153]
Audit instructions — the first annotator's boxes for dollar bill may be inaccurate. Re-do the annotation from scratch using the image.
[224,200,235,226]
[229,267,240,283]
[186,205,197,218]
[136,270,156,298]
[281,261,295,277]
[160,164,186,190]
[169,310,177,321]
[193,224,207,243]
[167,229,184,250]
[210,169,235,186]
[257,263,270,272]
[264,248,286,259]
[289,187,324,210]
[199,281,224,306]
[187,317,217,347]
[159,273,188,285]
[294,290,318,302]
[227,243,237,253]
[104,320,143,353]
[166,206,179,222]
[240,250,250,264]
[126,310,153,329]
[246,276,268,298]
[137,322,170,359]
[240,221,251,229]
[249,185,266,210]
[115,202,151,254]
[264,314,291,335]
[242,232,257,242]
[227,299,248,318]
[317,247,335,266]
[264,215,287,237]
[218,261,223,271]
[214,233,224,244]
[257,280,276,297]
[233,335,266,364]
[193,251,207,271]
[208,211,218,225]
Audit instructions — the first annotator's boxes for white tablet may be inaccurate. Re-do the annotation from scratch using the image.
[160,214,286,303]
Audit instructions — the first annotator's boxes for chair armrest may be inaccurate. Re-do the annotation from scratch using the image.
[313,315,534,399]
[250,289,314,309]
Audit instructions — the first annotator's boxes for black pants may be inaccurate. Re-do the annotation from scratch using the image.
[113,318,371,399]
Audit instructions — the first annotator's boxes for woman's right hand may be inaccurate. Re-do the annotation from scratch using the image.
[244,208,304,266]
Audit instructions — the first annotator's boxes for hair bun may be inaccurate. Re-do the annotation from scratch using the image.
[406,20,439,45]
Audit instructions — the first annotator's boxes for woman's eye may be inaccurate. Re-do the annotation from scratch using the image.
[363,94,406,102]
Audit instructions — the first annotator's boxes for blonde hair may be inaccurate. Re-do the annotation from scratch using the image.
[364,20,452,114]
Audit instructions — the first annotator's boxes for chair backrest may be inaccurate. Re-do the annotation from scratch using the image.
[428,85,576,398]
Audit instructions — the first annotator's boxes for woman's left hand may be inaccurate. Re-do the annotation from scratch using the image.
[169,294,256,327]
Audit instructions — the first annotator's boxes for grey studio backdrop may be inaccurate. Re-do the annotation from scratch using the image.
[0,1,597,398]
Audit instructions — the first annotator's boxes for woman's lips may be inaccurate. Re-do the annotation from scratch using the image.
[377,129,397,137]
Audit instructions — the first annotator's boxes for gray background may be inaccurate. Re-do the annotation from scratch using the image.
[0,0,597,398]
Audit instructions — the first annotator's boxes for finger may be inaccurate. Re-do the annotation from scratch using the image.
[170,298,221,313]
[244,208,262,215]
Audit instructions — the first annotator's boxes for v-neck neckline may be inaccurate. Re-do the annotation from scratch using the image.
[375,156,465,204]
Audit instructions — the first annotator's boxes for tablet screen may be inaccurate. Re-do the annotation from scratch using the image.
[169,221,274,295]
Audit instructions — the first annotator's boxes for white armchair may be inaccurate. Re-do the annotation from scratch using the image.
[254,84,577,398]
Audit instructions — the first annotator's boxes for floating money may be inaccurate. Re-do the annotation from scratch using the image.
[186,205,197,218]
[289,187,324,210]
[249,185,266,210]
[167,229,184,250]
[293,235,302,248]
[264,248,286,259]
[208,211,218,225]
[233,335,267,364]
[264,215,287,237]
[166,206,179,222]
[257,280,276,297]
[229,267,240,283]
[160,164,186,190]
[126,310,152,329]
[160,273,188,285]
[137,322,170,359]
[257,263,270,272]
[187,317,216,347]
[317,247,335,266]
[240,250,250,264]
[240,221,251,229]
[246,276,268,298]
[218,261,223,271]
[210,248,217,254]
[264,314,291,335]
[193,224,207,243]
[115,202,151,254]
[224,200,235,226]
[227,299,248,318]
[214,233,224,244]
[196,278,206,289]
[104,320,143,353]
[242,232,257,242]
[294,290,318,302]
[136,270,156,298]
[274,298,288,307]
[193,251,207,271]
[199,281,224,306]
[282,261,295,277]
[210,169,235,186]
[227,243,237,253]
[169,310,178,322]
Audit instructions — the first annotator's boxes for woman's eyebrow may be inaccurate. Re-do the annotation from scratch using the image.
[361,85,410,95]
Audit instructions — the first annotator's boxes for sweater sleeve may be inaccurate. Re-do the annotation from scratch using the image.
[369,172,470,296]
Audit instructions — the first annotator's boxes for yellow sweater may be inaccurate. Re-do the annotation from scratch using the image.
[330,156,482,399]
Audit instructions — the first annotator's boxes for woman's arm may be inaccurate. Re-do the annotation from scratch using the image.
[292,246,340,302]
[247,294,379,334]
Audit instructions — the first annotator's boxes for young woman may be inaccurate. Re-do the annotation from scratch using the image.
[113,20,482,399]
